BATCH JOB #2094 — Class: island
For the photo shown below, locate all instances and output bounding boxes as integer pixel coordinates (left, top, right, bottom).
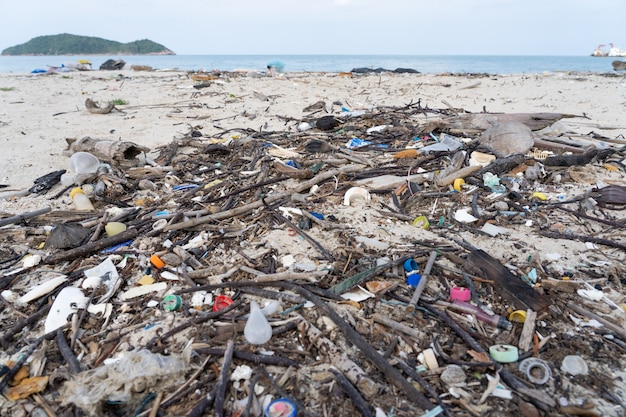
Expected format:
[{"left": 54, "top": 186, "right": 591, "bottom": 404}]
[{"left": 1, "top": 33, "right": 175, "bottom": 56}]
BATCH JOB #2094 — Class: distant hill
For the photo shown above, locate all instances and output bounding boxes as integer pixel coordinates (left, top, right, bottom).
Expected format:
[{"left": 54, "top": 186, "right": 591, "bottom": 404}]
[{"left": 1, "top": 33, "right": 175, "bottom": 56}]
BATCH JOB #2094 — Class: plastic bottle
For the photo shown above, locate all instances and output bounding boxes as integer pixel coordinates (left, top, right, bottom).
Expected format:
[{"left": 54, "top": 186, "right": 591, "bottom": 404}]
[
  {"left": 244, "top": 301, "right": 272, "bottom": 345},
  {"left": 70, "top": 187, "right": 95, "bottom": 211}
]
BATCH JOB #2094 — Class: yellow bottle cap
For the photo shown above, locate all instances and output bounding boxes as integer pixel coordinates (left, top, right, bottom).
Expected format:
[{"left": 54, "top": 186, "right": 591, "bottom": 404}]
[
  {"left": 69, "top": 187, "right": 84, "bottom": 199},
  {"left": 508, "top": 310, "right": 527, "bottom": 323}
]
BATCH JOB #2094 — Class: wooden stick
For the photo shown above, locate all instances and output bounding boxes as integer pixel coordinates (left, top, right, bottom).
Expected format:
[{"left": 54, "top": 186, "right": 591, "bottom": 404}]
[
  {"left": 214, "top": 339, "right": 235, "bottom": 417},
  {"left": 0, "top": 206, "right": 51, "bottom": 227}
]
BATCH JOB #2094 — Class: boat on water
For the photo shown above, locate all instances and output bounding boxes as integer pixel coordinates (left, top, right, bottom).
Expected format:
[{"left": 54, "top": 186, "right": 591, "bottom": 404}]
[{"left": 591, "top": 43, "right": 626, "bottom": 57}]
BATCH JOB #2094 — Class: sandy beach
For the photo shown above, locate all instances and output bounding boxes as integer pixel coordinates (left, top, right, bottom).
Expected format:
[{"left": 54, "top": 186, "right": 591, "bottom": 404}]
[
  {"left": 1, "top": 69, "right": 626, "bottom": 416},
  {"left": 1, "top": 70, "right": 625, "bottom": 195}
]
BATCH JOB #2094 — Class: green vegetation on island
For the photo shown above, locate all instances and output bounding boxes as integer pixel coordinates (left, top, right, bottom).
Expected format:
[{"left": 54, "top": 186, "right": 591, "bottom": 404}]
[{"left": 1, "top": 34, "right": 175, "bottom": 56}]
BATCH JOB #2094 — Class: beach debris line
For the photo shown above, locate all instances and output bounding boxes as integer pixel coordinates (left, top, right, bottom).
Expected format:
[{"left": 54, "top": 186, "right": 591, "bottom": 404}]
[{"left": 1, "top": 73, "right": 626, "bottom": 417}]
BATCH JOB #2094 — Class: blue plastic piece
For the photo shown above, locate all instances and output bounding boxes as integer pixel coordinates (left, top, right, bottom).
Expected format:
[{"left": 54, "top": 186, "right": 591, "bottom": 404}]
[
  {"left": 403, "top": 259, "right": 418, "bottom": 272},
  {"left": 346, "top": 138, "right": 371, "bottom": 149},
  {"left": 309, "top": 212, "right": 325, "bottom": 220},
  {"left": 285, "top": 160, "right": 297, "bottom": 168},
  {"left": 406, "top": 272, "right": 422, "bottom": 287},
  {"left": 101, "top": 240, "right": 133, "bottom": 253}
]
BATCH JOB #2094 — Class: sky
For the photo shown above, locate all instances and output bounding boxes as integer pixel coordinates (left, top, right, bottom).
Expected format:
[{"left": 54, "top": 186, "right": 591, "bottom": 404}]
[{"left": 1, "top": 0, "right": 625, "bottom": 55}]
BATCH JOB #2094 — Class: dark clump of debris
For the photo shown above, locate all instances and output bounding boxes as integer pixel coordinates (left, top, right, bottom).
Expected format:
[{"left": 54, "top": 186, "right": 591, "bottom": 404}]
[{"left": 1, "top": 75, "right": 626, "bottom": 417}]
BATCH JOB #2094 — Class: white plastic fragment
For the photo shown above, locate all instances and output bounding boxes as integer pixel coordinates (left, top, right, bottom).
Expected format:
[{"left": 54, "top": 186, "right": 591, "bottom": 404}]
[
  {"left": 454, "top": 208, "right": 478, "bottom": 223},
  {"left": 340, "top": 285, "right": 375, "bottom": 302},
  {"left": 17, "top": 274, "right": 67, "bottom": 304},
  {"left": 480, "top": 223, "right": 511, "bottom": 237},
  {"left": 83, "top": 257, "right": 120, "bottom": 303},
  {"left": 343, "top": 187, "right": 371, "bottom": 206},
  {"left": 231, "top": 365, "right": 253, "bottom": 381},
  {"left": 354, "top": 236, "right": 389, "bottom": 250},
  {"left": 577, "top": 288, "right": 604, "bottom": 301},
  {"left": 119, "top": 282, "right": 168, "bottom": 301},
  {"left": 45, "top": 287, "right": 89, "bottom": 333},
  {"left": 561, "top": 355, "right": 588, "bottom": 376},
  {"left": 23, "top": 254, "right": 42, "bottom": 268}
]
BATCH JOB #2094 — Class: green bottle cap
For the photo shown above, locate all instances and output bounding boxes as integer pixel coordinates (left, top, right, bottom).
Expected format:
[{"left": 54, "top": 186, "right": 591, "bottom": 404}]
[{"left": 162, "top": 294, "right": 182, "bottom": 311}]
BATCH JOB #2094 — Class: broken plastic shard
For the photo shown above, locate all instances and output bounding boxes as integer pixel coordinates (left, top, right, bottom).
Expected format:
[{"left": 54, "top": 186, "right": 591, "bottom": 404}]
[{"left": 44, "top": 287, "right": 89, "bottom": 333}]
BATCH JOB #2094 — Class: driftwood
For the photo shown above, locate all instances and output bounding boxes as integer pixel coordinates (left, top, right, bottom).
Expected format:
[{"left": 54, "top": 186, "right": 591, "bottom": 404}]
[
  {"left": 66, "top": 136, "right": 149, "bottom": 168},
  {"left": 84, "top": 98, "right": 115, "bottom": 114},
  {"left": 464, "top": 249, "right": 550, "bottom": 312},
  {"left": 427, "top": 112, "right": 576, "bottom": 134}
]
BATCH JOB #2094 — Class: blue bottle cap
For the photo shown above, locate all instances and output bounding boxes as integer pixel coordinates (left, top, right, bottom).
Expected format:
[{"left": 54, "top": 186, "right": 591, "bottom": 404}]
[
  {"left": 403, "top": 259, "right": 418, "bottom": 272},
  {"left": 407, "top": 272, "right": 422, "bottom": 287}
]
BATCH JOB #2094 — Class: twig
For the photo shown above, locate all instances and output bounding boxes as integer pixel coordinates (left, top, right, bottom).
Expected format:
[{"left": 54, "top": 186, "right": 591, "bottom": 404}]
[
  {"left": 407, "top": 250, "right": 438, "bottom": 311},
  {"left": 272, "top": 210, "right": 334, "bottom": 261},
  {"left": 0, "top": 206, "right": 51, "bottom": 227},
  {"left": 214, "top": 339, "right": 235, "bottom": 417},
  {"left": 540, "top": 230, "right": 626, "bottom": 251},
  {"left": 329, "top": 367, "right": 374, "bottom": 417},
  {"left": 56, "top": 328, "right": 81, "bottom": 373}
]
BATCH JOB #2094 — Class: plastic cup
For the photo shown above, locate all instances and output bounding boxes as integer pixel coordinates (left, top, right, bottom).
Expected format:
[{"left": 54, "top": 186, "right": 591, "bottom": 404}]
[{"left": 69, "top": 152, "right": 100, "bottom": 184}]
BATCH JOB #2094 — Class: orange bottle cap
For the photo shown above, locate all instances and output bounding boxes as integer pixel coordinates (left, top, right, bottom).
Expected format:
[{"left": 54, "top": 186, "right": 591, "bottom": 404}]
[{"left": 150, "top": 254, "right": 166, "bottom": 269}]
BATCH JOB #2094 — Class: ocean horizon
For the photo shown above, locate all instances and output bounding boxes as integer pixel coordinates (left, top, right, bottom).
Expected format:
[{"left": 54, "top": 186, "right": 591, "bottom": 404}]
[{"left": 0, "top": 54, "right": 621, "bottom": 75}]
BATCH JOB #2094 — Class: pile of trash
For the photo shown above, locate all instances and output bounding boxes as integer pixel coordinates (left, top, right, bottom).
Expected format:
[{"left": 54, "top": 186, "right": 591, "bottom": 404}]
[{"left": 1, "top": 75, "right": 626, "bottom": 417}]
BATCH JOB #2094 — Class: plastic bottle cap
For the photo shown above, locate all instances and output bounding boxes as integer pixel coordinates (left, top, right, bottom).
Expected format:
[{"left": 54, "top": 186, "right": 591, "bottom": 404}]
[
  {"left": 412, "top": 216, "right": 429, "bottom": 229},
  {"left": 69, "top": 187, "right": 85, "bottom": 199},
  {"left": 150, "top": 254, "right": 166, "bottom": 269},
  {"left": 453, "top": 178, "right": 465, "bottom": 192},
  {"left": 406, "top": 272, "right": 421, "bottom": 287},
  {"left": 213, "top": 295, "right": 234, "bottom": 312},
  {"left": 450, "top": 287, "right": 471, "bottom": 302},
  {"left": 265, "top": 398, "right": 297, "bottom": 417},
  {"left": 508, "top": 310, "right": 527, "bottom": 323},
  {"left": 403, "top": 259, "right": 418, "bottom": 272},
  {"left": 489, "top": 344, "right": 519, "bottom": 363},
  {"left": 162, "top": 294, "right": 182, "bottom": 311}
]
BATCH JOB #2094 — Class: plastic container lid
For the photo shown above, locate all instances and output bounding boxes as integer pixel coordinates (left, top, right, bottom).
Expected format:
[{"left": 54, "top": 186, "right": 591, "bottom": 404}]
[
  {"left": 264, "top": 398, "right": 297, "bottom": 417},
  {"left": 450, "top": 287, "right": 471, "bottom": 302}
]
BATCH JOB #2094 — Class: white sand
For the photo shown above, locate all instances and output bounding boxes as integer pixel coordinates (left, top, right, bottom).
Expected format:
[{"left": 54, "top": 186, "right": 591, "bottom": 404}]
[{"left": 1, "top": 70, "right": 624, "bottom": 195}]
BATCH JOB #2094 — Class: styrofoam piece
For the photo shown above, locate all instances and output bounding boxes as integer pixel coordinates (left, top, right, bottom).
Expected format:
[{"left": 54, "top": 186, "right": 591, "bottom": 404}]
[
  {"left": 343, "top": 187, "right": 371, "bottom": 206},
  {"left": 45, "top": 287, "right": 89, "bottom": 333},
  {"left": 17, "top": 275, "right": 67, "bottom": 304}
]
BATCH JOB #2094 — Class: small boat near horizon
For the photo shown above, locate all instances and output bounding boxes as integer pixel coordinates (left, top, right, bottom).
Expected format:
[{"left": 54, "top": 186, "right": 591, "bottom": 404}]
[{"left": 591, "top": 43, "right": 626, "bottom": 57}]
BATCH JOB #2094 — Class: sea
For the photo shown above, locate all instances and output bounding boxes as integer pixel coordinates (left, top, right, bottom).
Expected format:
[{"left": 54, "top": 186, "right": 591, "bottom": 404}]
[{"left": 0, "top": 54, "right": 620, "bottom": 75}]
